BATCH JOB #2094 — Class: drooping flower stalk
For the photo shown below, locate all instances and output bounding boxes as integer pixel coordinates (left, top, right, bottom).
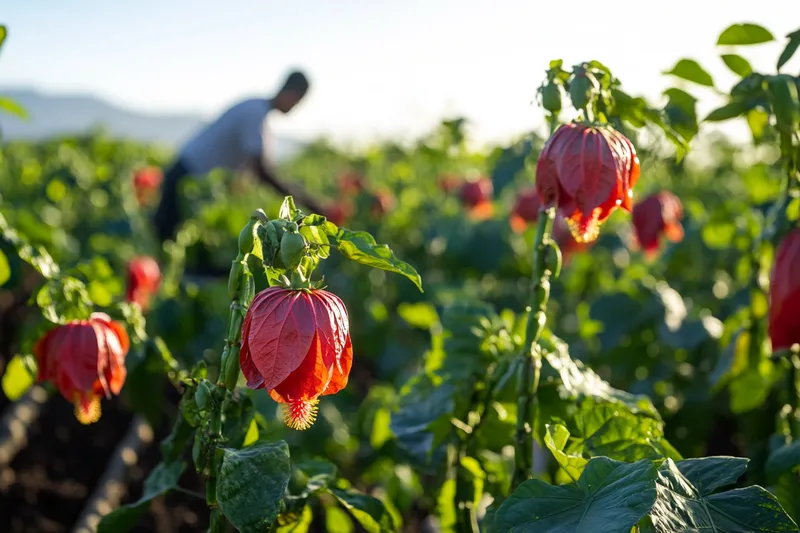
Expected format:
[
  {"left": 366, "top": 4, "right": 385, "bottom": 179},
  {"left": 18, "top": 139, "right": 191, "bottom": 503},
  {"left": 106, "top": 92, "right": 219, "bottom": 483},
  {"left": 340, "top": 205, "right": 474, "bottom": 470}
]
[{"left": 510, "top": 205, "right": 559, "bottom": 491}]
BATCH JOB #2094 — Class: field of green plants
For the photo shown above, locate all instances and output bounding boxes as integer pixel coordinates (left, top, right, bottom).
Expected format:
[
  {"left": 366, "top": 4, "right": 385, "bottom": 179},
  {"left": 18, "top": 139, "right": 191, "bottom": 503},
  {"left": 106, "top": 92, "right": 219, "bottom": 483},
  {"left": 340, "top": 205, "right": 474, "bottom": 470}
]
[{"left": 1, "top": 21, "right": 800, "bottom": 533}]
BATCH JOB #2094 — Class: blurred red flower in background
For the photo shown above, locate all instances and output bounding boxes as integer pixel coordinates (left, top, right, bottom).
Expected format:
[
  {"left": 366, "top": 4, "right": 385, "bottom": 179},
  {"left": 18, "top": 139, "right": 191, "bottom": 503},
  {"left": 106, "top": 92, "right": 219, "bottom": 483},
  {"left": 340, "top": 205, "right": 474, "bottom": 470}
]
[
  {"left": 769, "top": 228, "right": 800, "bottom": 351},
  {"left": 632, "top": 191, "right": 684, "bottom": 259},
  {"left": 510, "top": 187, "right": 541, "bottom": 233},
  {"left": 126, "top": 256, "right": 162, "bottom": 311},
  {"left": 34, "top": 313, "right": 129, "bottom": 424},
  {"left": 132, "top": 166, "right": 163, "bottom": 206},
  {"left": 460, "top": 177, "right": 494, "bottom": 220}
]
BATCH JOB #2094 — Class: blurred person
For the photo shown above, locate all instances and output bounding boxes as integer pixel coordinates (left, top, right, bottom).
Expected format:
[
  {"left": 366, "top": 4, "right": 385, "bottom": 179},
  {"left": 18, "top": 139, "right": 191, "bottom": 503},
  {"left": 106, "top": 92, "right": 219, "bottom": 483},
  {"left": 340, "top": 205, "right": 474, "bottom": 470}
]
[{"left": 153, "top": 70, "right": 326, "bottom": 244}]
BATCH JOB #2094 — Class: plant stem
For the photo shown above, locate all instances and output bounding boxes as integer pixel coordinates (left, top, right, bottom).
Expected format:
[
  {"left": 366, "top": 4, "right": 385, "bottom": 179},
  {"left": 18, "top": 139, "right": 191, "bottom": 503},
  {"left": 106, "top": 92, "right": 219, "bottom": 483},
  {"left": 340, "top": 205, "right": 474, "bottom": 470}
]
[{"left": 510, "top": 206, "right": 556, "bottom": 493}]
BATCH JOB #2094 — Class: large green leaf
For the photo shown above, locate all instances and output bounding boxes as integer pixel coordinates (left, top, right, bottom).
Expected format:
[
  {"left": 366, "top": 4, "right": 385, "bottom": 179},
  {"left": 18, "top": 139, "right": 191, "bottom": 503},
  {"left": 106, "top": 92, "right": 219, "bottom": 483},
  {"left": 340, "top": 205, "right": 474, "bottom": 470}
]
[
  {"left": 649, "top": 459, "right": 798, "bottom": 532},
  {"left": 491, "top": 457, "right": 657, "bottom": 533},
  {"left": 329, "top": 487, "right": 398, "bottom": 533},
  {"left": 389, "top": 373, "right": 454, "bottom": 466},
  {"left": 97, "top": 460, "right": 185, "bottom": 533},
  {"left": 0, "top": 248, "right": 9, "bottom": 286},
  {"left": 778, "top": 30, "right": 800, "bottom": 71},
  {"left": 674, "top": 456, "right": 749, "bottom": 496},
  {"left": 331, "top": 229, "right": 422, "bottom": 291},
  {"left": 721, "top": 54, "right": 753, "bottom": 77},
  {"left": 663, "top": 59, "right": 715, "bottom": 87},
  {"left": 539, "top": 332, "right": 661, "bottom": 419},
  {"left": 766, "top": 440, "right": 800, "bottom": 478},
  {"left": 563, "top": 400, "right": 681, "bottom": 464},
  {"left": 717, "top": 23, "right": 775, "bottom": 46},
  {"left": 217, "top": 441, "right": 292, "bottom": 533}
]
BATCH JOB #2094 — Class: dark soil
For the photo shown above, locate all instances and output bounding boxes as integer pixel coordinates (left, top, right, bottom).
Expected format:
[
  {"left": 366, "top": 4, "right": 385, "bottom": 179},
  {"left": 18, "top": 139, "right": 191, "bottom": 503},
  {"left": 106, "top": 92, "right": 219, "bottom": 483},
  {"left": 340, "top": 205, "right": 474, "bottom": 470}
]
[{"left": 0, "top": 381, "right": 210, "bottom": 533}]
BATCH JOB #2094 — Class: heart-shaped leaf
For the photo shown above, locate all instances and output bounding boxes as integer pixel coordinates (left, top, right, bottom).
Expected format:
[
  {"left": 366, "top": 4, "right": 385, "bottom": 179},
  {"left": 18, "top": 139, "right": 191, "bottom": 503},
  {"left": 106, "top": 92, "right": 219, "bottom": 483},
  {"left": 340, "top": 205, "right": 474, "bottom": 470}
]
[{"left": 491, "top": 457, "right": 658, "bottom": 533}]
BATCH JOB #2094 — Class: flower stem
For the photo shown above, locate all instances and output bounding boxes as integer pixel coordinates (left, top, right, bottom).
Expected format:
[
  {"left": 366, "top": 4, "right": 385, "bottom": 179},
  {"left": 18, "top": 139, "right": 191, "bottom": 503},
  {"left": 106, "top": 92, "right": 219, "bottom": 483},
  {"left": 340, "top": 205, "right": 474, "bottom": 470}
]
[{"left": 511, "top": 206, "right": 557, "bottom": 492}]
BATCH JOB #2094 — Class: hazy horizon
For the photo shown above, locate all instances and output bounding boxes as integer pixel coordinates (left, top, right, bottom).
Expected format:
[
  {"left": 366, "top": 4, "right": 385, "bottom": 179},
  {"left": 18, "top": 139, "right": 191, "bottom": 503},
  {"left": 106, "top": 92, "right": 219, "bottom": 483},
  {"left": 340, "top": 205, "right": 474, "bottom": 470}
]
[{"left": 3, "top": 1, "right": 799, "bottom": 148}]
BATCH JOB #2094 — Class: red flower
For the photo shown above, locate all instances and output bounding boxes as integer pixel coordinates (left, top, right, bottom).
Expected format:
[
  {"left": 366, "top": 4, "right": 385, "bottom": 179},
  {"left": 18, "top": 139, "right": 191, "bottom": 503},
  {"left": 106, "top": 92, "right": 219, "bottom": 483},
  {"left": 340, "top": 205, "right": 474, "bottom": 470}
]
[
  {"left": 553, "top": 216, "right": 591, "bottom": 264},
  {"left": 460, "top": 177, "right": 494, "bottom": 219},
  {"left": 326, "top": 203, "right": 353, "bottom": 227},
  {"left": 240, "top": 287, "right": 353, "bottom": 430},
  {"left": 370, "top": 190, "right": 395, "bottom": 219},
  {"left": 133, "top": 166, "right": 163, "bottom": 205},
  {"left": 34, "top": 313, "right": 129, "bottom": 424},
  {"left": 536, "top": 122, "right": 640, "bottom": 243},
  {"left": 632, "top": 191, "right": 684, "bottom": 259},
  {"left": 769, "top": 228, "right": 800, "bottom": 351},
  {"left": 126, "top": 256, "right": 162, "bottom": 310},
  {"left": 510, "top": 187, "right": 541, "bottom": 233},
  {"left": 338, "top": 171, "right": 365, "bottom": 195}
]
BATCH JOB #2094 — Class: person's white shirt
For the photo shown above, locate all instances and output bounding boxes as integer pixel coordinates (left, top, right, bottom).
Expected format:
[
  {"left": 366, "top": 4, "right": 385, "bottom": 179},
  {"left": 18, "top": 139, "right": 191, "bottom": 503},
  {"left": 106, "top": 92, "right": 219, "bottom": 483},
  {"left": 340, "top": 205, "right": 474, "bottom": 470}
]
[{"left": 179, "top": 98, "right": 271, "bottom": 175}]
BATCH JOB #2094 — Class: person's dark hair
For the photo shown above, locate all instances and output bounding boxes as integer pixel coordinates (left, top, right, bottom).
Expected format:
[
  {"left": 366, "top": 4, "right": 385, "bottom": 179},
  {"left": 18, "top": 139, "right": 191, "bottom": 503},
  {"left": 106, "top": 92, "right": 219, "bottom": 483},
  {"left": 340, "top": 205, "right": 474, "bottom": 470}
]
[{"left": 280, "top": 70, "right": 309, "bottom": 97}]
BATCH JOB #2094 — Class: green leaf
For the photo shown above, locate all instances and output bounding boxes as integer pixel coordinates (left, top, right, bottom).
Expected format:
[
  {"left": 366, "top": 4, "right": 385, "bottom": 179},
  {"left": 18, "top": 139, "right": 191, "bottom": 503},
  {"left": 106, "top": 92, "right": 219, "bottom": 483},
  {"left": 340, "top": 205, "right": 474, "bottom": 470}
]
[
  {"left": 721, "top": 54, "right": 753, "bottom": 77},
  {"left": 0, "top": 25, "right": 6, "bottom": 49},
  {"left": 390, "top": 374, "right": 455, "bottom": 466},
  {"left": 0, "top": 249, "right": 9, "bottom": 286},
  {"left": 325, "top": 504, "right": 355, "bottom": 533},
  {"left": 564, "top": 399, "right": 680, "bottom": 464},
  {"left": 675, "top": 456, "right": 749, "bottom": 496},
  {"left": 491, "top": 457, "right": 657, "bottom": 533},
  {"left": 397, "top": 302, "right": 439, "bottom": 330},
  {"left": 539, "top": 332, "right": 662, "bottom": 420},
  {"left": 663, "top": 88, "right": 699, "bottom": 143},
  {"left": 766, "top": 440, "right": 800, "bottom": 478},
  {"left": 1, "top": 355, "right": 34, "bottom": 401},
  {"left": 217, "top": 441, "right": 292, "bottom": 533},
  {"left": 776, "top": 473, "right": 800, "bottom": 524},
  {"left": 276, "top": 506, "right": 313, "bottom": 533},
  {"left": 332, "top": 228, "right": 422, "bottom": 291},
  {"left": 717, "top": 23, "right": 775, "bottom": 46},
  {"left": 279, "top": 196, "right": 299, "bottom": 220},
  {"left": 704, "top": 100, "right": 749, "bottom": 122},
  {"left": 663, "top": 59, "right": 715, "bottom": 87},
  {"left": 747, "top": 107, "right": 771, "bottom": 140},
  {"left": 544, "top": 424, "right": 588, "bottom": 482},
  {"left": 778, "top": 30, "right": 800, "bottom": 71},
  {"left": 97, "top": 460, "right": 185, "bottom": 533},
  {"left": 294, "top": 459, "right": 338, "bottom": 497},
  {"left": 650, "top": 459, "right": 798, "bottom": 532},
  {"left": 329, "top": 487, "right": 398, "bottom": 533},
  {"left": 0, "top": 97, "right": 28, "bottom": 119}
]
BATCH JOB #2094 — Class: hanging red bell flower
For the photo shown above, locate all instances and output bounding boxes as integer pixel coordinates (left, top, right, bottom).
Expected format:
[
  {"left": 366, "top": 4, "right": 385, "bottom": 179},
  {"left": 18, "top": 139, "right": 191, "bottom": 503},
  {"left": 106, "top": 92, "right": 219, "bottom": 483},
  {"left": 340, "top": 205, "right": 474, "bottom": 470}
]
[
  {"left": 132, "top": 166, "right": 163, "bottom": 206},
  {"left": 34, "top": 313, "right": 129, "bottom": 424},
  {"left": 460, "top": 177, "right": 494, "bottom": 219},
  {"left": 510, "top": 187, "right": 541, "bottom": 233},
  {"left": 536, "top": 122, "right": 640, "bottom": 243},
  {"left": 338, "top": 170, "right": 365, "bottom": 196},
  {"left": 126, "top": 256, "right": 162, "bottom": 311},
  {"left": 240, "top": 286, "right": 353, "bottom": 430},
  {"left": 632, "top": 191, "right": 684, "bottom": 258},
  {"left": 769, "top": 228, "right": 800, "bottom": 351},
  {"left": 326, "top": 203, "right": 353, "bottom": 227}
]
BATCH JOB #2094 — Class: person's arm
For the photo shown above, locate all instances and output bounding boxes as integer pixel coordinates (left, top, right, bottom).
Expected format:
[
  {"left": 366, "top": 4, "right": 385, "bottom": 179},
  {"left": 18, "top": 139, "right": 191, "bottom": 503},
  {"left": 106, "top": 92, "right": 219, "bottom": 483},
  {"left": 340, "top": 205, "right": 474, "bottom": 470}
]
[{"left": 250, "top": 157, "right": 328, "bottom": 216}]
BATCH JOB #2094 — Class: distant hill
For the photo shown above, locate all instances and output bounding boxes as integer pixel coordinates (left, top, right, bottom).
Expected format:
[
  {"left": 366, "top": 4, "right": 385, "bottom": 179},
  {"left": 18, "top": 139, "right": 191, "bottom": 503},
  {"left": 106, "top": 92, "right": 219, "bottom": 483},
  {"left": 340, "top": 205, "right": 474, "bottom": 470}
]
[{"left": 0, "top": 87, "right": 303, "bottom": 160}]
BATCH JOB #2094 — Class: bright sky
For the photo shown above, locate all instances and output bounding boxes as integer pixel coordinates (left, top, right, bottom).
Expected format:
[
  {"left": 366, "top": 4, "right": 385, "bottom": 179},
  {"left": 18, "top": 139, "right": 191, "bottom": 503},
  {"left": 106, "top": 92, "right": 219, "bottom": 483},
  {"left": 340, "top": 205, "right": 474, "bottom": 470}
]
[{"left": 2, "top": 0, "right": 798, "bottom": 147}]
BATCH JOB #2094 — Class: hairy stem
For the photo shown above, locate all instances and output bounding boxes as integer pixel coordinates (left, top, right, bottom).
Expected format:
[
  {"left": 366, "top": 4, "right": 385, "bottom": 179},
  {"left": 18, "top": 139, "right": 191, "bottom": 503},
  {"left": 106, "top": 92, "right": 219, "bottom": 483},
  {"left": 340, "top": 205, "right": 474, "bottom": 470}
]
[{"left": 511, "top": 207, "right": 556, "bottom": 492}]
